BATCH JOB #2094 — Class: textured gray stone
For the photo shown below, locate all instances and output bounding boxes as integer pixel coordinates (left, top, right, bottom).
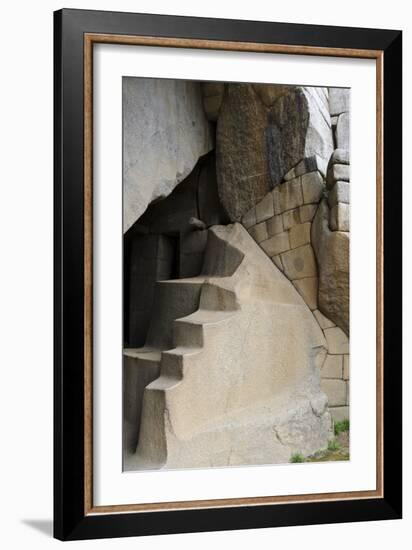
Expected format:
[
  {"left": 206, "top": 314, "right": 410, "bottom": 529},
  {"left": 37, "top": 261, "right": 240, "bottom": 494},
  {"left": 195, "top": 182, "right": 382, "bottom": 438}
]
[
  {"left": 327, "top": 164, "right": 350, "bottom": 188},
  {"left": 266, "top": 87, "right": 333, "bottom": 186},
  {"left": 281, "top": 244, "right": 317, "bottom": 280},
  {"left": 322, "top": 355, "right": 343, "bottom": 379},
  {"left": 293, "top": 277, "right": 318, "bottom": 310},
  {"left": 249, "top": 221, "right": 268, "bottom": 243},
  {"left": 279, "top": 178, "right": 304, "bottom": 212},
  {"left": 272, "top": 255, "right": 283, "bottom": 270},
  {"left": 330, "top": 203, "right": 350, "bottom": 232},
  {"left": 313, "top": 309, "right": 336, "bottom": 330},
  {"left": 201, "top": 82, "right": 225, "bottom": 121},
  {"left": 328, "top": 181, "right": 350, "bottom": 209},
  {"left": 324, "top": 326, "right": 349, "bottom": 354},
  {"left": 299, "top": 204, "right": 318, "bottom": 223},
  {"left": 282, "top": 208, "right": 301, "bottom": 230},
  {"left": 311, "top": 200, "right": 349, "bottom": 334},
  {"left": 216, "top": 84, "right": 271, "bottom": 221},
  {"left": 295, "top": 155, "right": 328, "bottom": 178},
  {"left": 321, "top": 379, "right": 347, "bottom": 407},
  {"left": 252, "top": 83, "right": 291, "bottom": 106},
  {"left": 328, "top": 88, "right": 350, "bottom": 116},
  {"left": 256, "top": 193, "right": 275, "bottom": 223},
  {"left": 332, "top": 148, "right": 350, "bottom": 165},
  {"left": 336, "top": 112, "right": 350, "bottom": 150},
  {"left": 330, "top": 406, "right": 349, "bottom": 422},
  {"left": 128, "top": 224, "right": 332, "bottom": 470},
  {"left": 260, "top": 231, "right": 290, "bottom": 257},
  {"left": 242, "top": 207, "right": 256, "bottom": 229},
  {"left": 123, "top": 78, "right": 214, "bottom": 232},
  {"left": 289, "top": 222, "right": 311, "bottom": 249},
  {"left": 301, "top": 171, "right": 324, "bottom": 204},
  {"left": 343, "top": 355, "right": 350, "bottom": 380},
  {"left": 266, "top": 214, "right": 283, "bottom": 236}
]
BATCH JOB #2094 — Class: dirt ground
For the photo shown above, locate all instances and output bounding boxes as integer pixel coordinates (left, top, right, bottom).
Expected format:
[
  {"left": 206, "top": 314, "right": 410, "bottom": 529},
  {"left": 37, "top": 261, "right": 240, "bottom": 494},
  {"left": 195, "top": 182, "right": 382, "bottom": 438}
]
[{"left": 306, "top": 430, "right": 350, "bottom": 462}]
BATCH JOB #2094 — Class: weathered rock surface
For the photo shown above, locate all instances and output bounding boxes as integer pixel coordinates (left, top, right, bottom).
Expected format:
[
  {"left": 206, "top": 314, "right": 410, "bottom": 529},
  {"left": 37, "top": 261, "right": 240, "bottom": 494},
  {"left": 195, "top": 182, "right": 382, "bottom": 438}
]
[
  {"left": 216, "top": 84, "right": 271, "bottom": 221},
  {"left": 201, "top": 82, "right": 225, "bottom": 121},
  {"left": 311, "top": 200, "right": 349, "bottom": 335},
  {"left": 266, "top": 87, "right": 334, "bottom": 186},
  {"left": 123, "top": 78, "right": 214, "bottom": 232},
  {"left": 336, "top": 112, "right": 350, "bottom": 150},
  {"left": 125, "top": 224, "right": 332, "bottom": 470},
  {"left": 252, "top": 83, "right": 291, "bottom": 106},
  {"left": 328, "top": 88, "right": 350, "bottom": 116}
]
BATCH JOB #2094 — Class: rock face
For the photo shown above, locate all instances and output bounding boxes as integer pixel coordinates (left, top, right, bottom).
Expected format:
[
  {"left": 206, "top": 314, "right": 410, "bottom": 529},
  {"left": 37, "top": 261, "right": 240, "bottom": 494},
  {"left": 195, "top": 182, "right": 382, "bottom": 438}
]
[
  {"left": 311, "top": 200, "right": 350, "bottom": 335},
  {"left": 125, "top": 224, "right": 332, "bottom": 470},
  {"left": 123, "top": 78, "right": 214, "bottom": 232},
  {"left": 266, "top": 87, "right": 334, "bottom": 187},
  {"left": 201, "top": 82, "right": 225, "bottom": 121},
  {"left": 216, "top": 84, "right": 272, "bottom": 222}
]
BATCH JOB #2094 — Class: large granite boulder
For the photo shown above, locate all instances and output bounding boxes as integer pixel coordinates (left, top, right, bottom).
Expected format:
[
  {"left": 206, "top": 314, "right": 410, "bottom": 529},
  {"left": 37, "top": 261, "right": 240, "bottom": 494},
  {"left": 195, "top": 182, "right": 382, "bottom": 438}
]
[
  {"left": 127, "top": 224, "right": 332, "bottom": 470},
  {"left": 123, "top": 78, "right": 214, "bottom": 232},
  {"left": 216, "top": 84, "right": 271, "bottom": 222},
  {"left": 311, "top": 199, "right": 349, "bottom": 335},
  {"left": 266, "top": 87, "right": 334, "bottom": 186}
]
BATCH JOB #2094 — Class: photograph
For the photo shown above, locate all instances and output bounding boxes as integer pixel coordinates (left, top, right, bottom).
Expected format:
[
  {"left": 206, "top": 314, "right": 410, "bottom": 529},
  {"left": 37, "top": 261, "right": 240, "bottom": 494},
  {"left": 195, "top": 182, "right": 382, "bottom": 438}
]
[{"left": 122, "top": 78, "right": 351, "bottom": 471}]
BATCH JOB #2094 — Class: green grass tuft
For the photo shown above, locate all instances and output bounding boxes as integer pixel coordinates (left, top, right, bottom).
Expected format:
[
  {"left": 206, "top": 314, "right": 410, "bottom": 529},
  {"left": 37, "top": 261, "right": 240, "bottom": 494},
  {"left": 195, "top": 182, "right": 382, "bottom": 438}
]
[
  {"left": 290, "top": 452, "right": 304, "bottom": 463},
  {"left": 334, "top": 419, "right": 350, "bottom": 436},
  {"left": 327, "top": 439, "right": 341, "bottom": 451}
]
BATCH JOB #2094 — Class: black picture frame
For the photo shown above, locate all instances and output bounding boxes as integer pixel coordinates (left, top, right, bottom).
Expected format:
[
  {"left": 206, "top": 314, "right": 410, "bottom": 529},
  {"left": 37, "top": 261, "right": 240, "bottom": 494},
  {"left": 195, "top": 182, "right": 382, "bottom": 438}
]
[{"left": 54, "top": 8, "right": 402, "bottom": 541}]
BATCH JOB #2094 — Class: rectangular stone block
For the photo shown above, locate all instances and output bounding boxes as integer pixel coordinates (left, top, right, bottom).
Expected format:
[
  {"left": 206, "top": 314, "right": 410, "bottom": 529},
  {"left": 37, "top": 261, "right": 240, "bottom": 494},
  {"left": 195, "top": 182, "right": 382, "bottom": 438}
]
[
  {"left": 333, "top": 163, "right": 350, "bottom": 183},
  {"left": 295, "top": 154, "right": 328, "bottom": 179},
  {"left": 279, "top": 178, "right": 304, "bottom": 212},
  {"left": 343, "top": 355, "right": 350, "bottom": 380},
  {"left": 260, "top": 231, "right": 290, "bottom": 257},
  {"left": 272, "top": 255, "right": 283, "bottom": 271},
  {"left": 256, "top": 193, "right": 274, "bottom": 223},
  {"left": 266, "top": 214, "right": 283, "bottom": 236},
  {"left": 299, "top": 203, "right": 318, "bottom": 223},
  {"left": 331, "top": 148, "right": 350, "bottom": 165},
  {"left": 313, "top": 309, "right": 336, "bottom": 329},
  {"left": 242, "top": 207, "right": 256, "bottom": 229},
  {"left": 283, "top": 166, "right": 296, "bottom": 181},
  {"left": 328, "top": 181, "right": 350, "bottom": 209},
  {"left": 328, "top": 88, "right": 350, "bottom": 116},
  {"left": 280, "top": 244, "right": 317, "bottom": 280},
  {"left": 293, "top": 277, "right": 318, "bottom": 310},
  {"left": 330, "top": 203, "right": 350, "bottom": 232},
  {"left": 324, "top": 326, "right": 349, "bottom": 354},
  {"left": 248, "top": 221, "right": 268, "bottom": 243},
  {"left": 327, "top": 163, "right": 350, "bottom": 188},
  {"left": 289, "top": 222, "right": 311, "bottom": 249},
  {"left": 346, "top": 381, "right": 350, "bottom": 405},
  {"left": 301, "top": 171, "right": 324, "bottom": 204},
  {"left": 330, "top": 406, "right": 349, "bottom": 422},
  {"left": 282, "top": 208, "right": 301, "bottom": 230},
  {"left": 322, "top": 354, "right": 343, "bottom": 379},
  {"left": 336, "top": 112, "right": 349, "bottom": 150},
  {"left": 272, "top": 187, "right": 282, "bottom": 215},
  {"left": 321, "top": 379, "right": 347, "bottom": 407}
]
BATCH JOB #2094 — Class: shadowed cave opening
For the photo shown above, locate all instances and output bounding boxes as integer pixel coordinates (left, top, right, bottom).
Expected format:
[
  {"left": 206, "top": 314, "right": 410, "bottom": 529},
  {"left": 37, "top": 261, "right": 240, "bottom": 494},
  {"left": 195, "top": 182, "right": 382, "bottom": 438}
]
[{"left": 123, "top": 150, "right": 229, "bottom": 349}]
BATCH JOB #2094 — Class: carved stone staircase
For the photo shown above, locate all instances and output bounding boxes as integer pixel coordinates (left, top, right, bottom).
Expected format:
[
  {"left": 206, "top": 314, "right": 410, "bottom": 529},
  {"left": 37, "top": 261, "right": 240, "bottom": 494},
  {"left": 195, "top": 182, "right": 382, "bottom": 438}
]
[{"left": 124, "top": 223, "right": 332, "bottom": 471}]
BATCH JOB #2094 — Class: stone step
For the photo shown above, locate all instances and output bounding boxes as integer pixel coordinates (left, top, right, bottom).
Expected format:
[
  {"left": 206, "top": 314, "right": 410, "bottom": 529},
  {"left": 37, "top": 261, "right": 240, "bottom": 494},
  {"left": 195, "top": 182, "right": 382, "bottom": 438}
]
[
  {"left": 145, "top": 278, "right": 205, "bottom": 349},
  {"left": 124, "top": 347, "right": 162, "bottom": 367},
  {"left": 123, "top": 347, "right": 162, "bottom": 454},
  {"left": 173, "top": 309, "right": 237, "bottom": 347},
  {"left": 155, "top": 346, "right": 203, "bottom": 383}
]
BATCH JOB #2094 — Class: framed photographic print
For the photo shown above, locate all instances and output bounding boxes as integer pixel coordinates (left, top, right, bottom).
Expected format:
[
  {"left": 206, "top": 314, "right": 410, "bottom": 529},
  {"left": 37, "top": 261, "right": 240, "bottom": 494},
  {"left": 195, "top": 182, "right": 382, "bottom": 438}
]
[{"left": 54, "top": 8, "right": 402, "bottom": 541}]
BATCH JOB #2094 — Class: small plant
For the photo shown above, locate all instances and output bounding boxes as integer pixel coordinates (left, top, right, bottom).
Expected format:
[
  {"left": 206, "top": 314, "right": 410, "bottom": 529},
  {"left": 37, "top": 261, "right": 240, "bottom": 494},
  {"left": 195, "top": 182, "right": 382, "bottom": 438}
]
[
  {"left": 290, "top": 452, "right": 304, "bottom": 463},
  {"left": 327, "top": 439, "right": 341, "bottom": 451},
  {"left": 334, "top": 419, "right": 350, "bottom": 436}
]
